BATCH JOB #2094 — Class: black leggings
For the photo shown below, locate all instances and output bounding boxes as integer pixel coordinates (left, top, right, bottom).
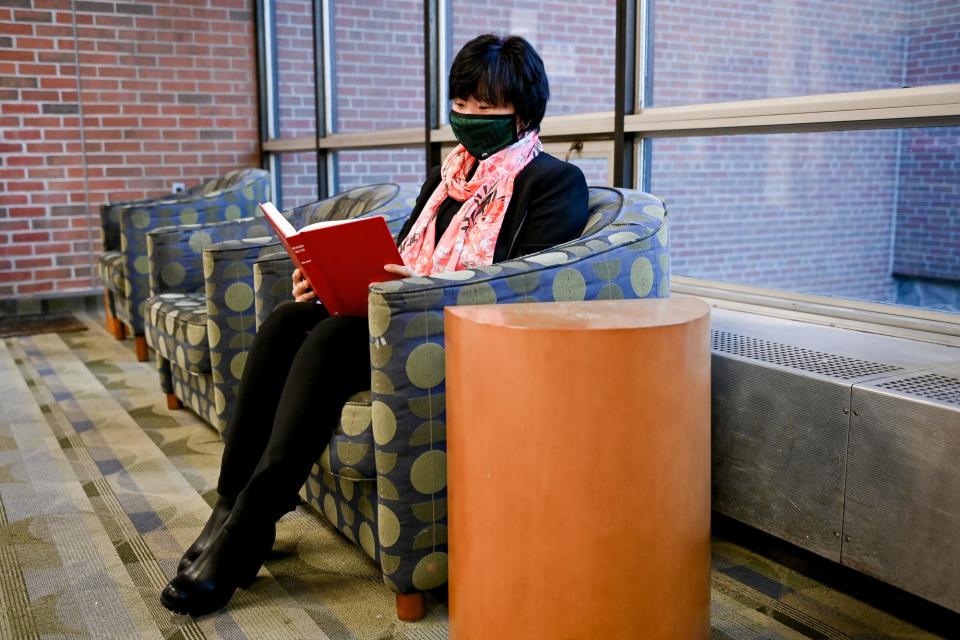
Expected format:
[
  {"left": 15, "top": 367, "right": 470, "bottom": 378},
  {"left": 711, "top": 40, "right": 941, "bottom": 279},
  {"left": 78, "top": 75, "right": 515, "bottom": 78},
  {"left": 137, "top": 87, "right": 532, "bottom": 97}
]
[{"left": 218, "top": 301, "right": 370, "bottom": 525}]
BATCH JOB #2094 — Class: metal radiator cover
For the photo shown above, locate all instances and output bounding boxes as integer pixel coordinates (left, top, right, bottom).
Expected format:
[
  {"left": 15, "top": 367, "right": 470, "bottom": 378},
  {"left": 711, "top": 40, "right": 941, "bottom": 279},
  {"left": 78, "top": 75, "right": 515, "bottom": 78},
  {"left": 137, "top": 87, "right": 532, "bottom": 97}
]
[
  {"left": 711, "top": 354, "right": 849, "bottom": 560},
  {"left": 843, "top": 365, "right": 960, "bottom": 613},
  {"left": 710, "top": 308, "right": 960, "bottom": 614}
]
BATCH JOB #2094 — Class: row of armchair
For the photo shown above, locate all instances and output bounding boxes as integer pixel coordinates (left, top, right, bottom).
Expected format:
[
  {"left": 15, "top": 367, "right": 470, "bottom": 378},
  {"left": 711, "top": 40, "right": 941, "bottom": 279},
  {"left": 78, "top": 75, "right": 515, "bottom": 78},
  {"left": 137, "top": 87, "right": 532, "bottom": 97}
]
[
  {"left": 98, "top": 169, "right": 272, "bottom": 360},
  {"left": 97, "top": 168, "right": 671, "bottom": 621}
]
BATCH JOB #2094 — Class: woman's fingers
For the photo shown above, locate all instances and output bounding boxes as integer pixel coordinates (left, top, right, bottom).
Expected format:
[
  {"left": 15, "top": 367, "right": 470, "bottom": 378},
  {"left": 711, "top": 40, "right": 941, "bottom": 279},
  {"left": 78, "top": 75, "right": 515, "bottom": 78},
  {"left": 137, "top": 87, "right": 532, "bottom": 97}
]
[
  {"left": 383, "top": 263, "right": 416, "bottom": 278},
  {"left": 291, "top": 275, "right": 314, "bottom": 301},
  {"left": 293, "top": 277, "right": 315, "bottom": 302}
]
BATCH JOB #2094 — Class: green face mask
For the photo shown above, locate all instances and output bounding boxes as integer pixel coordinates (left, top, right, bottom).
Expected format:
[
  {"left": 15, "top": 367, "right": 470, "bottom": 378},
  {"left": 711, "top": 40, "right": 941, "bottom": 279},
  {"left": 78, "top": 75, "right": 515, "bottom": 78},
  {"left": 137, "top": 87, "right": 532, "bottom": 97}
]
[{"left": 449, "top": 110, "right": 518, "bottom": 160}]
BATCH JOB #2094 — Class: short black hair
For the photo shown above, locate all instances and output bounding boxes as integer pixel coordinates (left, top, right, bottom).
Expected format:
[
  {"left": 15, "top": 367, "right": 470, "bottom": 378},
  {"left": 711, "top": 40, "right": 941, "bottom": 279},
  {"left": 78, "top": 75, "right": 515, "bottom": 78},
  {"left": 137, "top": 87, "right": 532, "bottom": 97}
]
[{"left": 448, "top": 34, "right": 550, "bottom": 134}]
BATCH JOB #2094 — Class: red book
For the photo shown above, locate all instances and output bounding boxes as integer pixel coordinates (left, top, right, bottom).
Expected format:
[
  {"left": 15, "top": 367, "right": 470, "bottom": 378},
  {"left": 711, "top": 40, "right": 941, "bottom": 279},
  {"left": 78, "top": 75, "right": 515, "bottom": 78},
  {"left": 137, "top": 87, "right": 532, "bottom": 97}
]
[{"left": 259, "top": 201, "right": 405, "bottom": 316}]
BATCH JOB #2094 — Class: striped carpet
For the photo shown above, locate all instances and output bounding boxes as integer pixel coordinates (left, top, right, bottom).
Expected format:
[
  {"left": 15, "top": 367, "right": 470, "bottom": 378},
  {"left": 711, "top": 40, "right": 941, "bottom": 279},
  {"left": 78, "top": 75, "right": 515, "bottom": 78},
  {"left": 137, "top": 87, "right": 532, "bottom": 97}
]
[{"left": 0, "top": 313, "right": 946, "bottom": 639}]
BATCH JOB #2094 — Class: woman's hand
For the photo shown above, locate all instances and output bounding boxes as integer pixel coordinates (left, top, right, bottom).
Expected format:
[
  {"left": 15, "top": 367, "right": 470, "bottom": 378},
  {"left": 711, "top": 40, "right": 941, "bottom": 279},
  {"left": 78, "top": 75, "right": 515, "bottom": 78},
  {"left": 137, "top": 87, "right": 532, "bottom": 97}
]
[
  {"left": 383, "top": 264, "right": 416, "bottom": 279},
  {"left": 291, "top": 268, "right": 317, "bottom": 303}
]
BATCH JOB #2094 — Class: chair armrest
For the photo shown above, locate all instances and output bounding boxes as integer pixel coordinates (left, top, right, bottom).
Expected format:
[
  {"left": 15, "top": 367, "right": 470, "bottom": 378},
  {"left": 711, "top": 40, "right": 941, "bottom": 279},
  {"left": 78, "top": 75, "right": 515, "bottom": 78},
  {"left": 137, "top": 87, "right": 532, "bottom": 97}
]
[
  {"left": 201, "top": 236, "right": 285, "bottom": 432},
  {"left": 146, "top": 216, "right": 274, "bottom": 296},
  {"left": 367, "top": 214, "right": 669, "bottom": 592},
  {"left": 253, "top": 253, "right": 296, "bottom": 330}
]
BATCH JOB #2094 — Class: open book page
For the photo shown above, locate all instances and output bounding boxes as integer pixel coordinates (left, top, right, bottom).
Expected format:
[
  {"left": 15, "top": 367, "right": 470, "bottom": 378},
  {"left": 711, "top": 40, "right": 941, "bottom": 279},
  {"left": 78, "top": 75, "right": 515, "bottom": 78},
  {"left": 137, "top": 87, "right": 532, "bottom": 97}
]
[
  {"left": 259, "top": 201, "right": 297, "bottom": 237},
  {"left": 299, "top": 215, "right": 383, "bottom": 234}
]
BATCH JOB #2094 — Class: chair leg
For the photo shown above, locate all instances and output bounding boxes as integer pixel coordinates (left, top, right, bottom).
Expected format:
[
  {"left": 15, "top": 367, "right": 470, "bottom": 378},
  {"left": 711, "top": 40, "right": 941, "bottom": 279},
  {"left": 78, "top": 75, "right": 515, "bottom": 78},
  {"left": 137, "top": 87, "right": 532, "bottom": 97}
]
[
  {"left": 166, "top": 393, "right": 182, "bottom": 410},
  {"left": 102, "top": 290, "right": 114, "bottom": 332},
  {"left": 135, "top": 336, "right": 148, "bottom": 362},
  {"left": 112, "top": 318, "right": 126, "bottom": 340},
  {"left": 396, "top": 592, "right": 426, "bottom": 622}
]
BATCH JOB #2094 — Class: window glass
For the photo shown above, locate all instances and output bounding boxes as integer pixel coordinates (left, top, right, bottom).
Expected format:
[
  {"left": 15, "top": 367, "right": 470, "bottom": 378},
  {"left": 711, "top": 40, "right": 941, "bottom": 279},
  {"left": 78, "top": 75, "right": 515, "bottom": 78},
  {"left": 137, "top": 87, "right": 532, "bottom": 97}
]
[
  {"left": 276, "top": 152, "right": 319, "bottom": 210},
  {"left": 450, "top": 1, "right": 617, "bottom": 117},
  {"left": 649, "top": 127, "right": 960, "bottom": 313},
  {"left": 568, "top": 156, "right": 609, "bottom": 186},
  {"left": 331, "top": 0, "right": 424, "bottom": 132},
  {"left": 649, "top": 0, "right": 960, "bottom": 107},
  {"left": 333, "top": 148, "right": 426, "bottom": 192},
  {"left": 275, "top": 0, "right": 317, "bottom": 138}
]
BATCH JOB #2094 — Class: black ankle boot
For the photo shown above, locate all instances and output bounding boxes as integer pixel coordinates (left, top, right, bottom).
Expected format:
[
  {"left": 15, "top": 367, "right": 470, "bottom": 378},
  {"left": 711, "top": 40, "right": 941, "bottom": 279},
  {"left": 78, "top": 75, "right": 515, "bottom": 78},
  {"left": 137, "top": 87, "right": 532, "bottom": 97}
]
[
  {"left": 160, "top": 517, "right": 275, "bottom": 616},
  {"left": 178, "top": 496, "right": 233, "bottom": 573}
]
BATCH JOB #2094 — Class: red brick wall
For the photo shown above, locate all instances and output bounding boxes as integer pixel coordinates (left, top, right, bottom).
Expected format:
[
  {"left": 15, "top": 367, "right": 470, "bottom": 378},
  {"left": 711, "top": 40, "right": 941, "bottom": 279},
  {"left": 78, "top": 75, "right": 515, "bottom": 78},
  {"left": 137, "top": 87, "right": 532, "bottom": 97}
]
[
  {"left": 894, "top": 127, "right": 960, "bottom": 282},
  {"left": 332, "top": 0, "right": 422, "bottom": 132},
  {"left": 323, "top": 1, "right": 618, "bottom": 193},
  {"left": 276, "top": 151, "right": 318, "bottom": 208},
  {"left": 650, "top": 130, "right": 901, "bottom": 302},
  {"left": 893, "top": 0, "right": 960, "bottom": 282},
  {"left": 449, "top": 2, "right": 617, "bottom": 186},
  {"left": 649, "top": 0, "right": 959, "bottom": 304},
  {"left": 650, "top": 0, "right": 909, "bottom": 107},
  {"left": 450, "top": 0, "right": 617, "bottom": 116},
  {"left": 335, "top": 147, "right": 424, "bottom": 191},
  {"left": 0, "top": 0, "right": 260, "bottom": 299},
  {"left": 274, "top": 0, "right": 318, "bottom": 207},
  {"left": 275, "top": 0, "right": 314, "bottom": 138},
  {"left": 328, "top": 0, "right": 425, "bottom": 191}
]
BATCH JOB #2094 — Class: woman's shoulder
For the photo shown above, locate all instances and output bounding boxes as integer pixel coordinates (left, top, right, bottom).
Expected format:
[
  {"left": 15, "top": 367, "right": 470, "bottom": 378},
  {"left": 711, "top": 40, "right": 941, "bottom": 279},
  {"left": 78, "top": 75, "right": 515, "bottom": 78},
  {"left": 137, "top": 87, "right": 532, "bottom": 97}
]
[{"left": 521, "top": 151, "right": 586, "bottom": 184}]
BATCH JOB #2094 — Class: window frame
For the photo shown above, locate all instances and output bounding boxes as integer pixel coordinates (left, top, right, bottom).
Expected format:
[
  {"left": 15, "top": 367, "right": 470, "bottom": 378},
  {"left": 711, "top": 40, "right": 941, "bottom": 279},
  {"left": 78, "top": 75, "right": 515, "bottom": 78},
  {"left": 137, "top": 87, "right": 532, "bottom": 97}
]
[{"left": 255, "top": 0, "right": 960, "bottom": 338}]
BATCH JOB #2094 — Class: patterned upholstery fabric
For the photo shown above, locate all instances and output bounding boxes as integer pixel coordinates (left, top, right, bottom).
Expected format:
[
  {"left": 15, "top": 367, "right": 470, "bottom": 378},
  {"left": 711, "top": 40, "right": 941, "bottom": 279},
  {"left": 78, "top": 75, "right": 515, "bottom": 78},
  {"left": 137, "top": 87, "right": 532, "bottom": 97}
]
[
  {"left": 319, "top": 390, "right": 377, "bottom": 480},
  {"left": 97, "top": 251, "right": 124, "bottom": 293},
  {"left": 301, "top": 392, "right": 382, "bottom": 566},
  {"left": 97, "top": 169, "right": 271, "bottom": 336},
  {"left": 253, "top": 187, "right": 670, "bottom": 596},
  {"left": 305, "top": 473, "right": 381, "bottom": 563},
  {"left": 170, "top": 360, "right": 218, "bottom": 427},
  {"left": 144, "top": 293, "right": 210, "bottom": 374},
  {"left": 143, "top": 184, "right": 420, "bottom": 435}
]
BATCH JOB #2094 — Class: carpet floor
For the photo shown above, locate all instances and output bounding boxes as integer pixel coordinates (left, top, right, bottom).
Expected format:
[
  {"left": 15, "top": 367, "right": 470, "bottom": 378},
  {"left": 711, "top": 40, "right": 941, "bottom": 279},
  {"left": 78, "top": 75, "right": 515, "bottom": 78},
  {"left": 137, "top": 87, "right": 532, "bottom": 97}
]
[
  {"left": 0, "top": 313, "right": 947, "bottom": 639},
  {"left": 0, "top": 313, "right": 87, "bottom": 339}
]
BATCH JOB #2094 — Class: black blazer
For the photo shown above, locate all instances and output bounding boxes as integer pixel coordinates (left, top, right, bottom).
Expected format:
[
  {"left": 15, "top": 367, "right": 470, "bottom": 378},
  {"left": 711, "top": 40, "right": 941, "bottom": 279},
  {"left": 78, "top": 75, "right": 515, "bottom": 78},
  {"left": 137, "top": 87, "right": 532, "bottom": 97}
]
[{"left": 395, "top": 152, "right": 589, "bottom": 262}]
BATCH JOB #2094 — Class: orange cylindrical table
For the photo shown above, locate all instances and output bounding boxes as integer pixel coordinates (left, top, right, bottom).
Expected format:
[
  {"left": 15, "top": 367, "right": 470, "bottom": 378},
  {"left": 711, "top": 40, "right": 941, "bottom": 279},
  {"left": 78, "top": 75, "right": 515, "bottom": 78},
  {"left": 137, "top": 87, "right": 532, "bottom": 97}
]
[{"left": 445, "top": 297, "right": 711, "bottom": 640}]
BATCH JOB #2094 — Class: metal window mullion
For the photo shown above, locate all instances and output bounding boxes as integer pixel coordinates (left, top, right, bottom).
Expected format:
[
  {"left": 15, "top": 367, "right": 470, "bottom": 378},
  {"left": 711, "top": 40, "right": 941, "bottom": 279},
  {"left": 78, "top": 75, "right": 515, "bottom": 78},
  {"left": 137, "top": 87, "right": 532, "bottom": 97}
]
[
  {"left": 637, "top": 0, "right": 653, "bottom": 111},
  {"left": 614, "top": 0, "right": 638, "bottom": 188},
  {"left": 425, "top": 0, "right": 442, "bottom": 175},
  {"left": 265, "top": 154, "right": 279, "bottom": 208},
  {"left": 312, "top": 0, "right": 329, "bottom": 198},
  {"left": 322, "top": 0, "right": 339, "bottom": 192},
  {"left": 255, "top": 0, "right": 271, "bottom": 163},
  {"left": 257, "top": 0, "right": 283, "bottom": 204},
  {"left": 439, "top": 0, "right": 452, "bottom": 126},
  {"left": 268, "top": 0, "right": 279, "bottom": 141},
  {"left": 636, "top": 0, "right": 653, "bottom": 191}
]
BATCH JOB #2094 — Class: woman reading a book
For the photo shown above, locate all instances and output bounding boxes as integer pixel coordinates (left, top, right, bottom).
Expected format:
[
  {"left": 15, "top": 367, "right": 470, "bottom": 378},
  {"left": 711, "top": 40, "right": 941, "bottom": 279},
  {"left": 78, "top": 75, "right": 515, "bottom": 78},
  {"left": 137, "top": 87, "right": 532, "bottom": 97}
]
[{"left": 162, "top": 33, "right": 589, "bottom": 616}]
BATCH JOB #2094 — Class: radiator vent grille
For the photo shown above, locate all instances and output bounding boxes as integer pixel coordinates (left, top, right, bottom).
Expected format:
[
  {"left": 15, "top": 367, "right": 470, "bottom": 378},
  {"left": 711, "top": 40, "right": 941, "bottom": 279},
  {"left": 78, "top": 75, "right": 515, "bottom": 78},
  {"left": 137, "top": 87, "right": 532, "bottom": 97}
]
[
  {"left": 711, "top": 330, "right": 904, "bottom": 380},
  {"left": 875, "top": 374, "right": 960, "bottom": 406}
]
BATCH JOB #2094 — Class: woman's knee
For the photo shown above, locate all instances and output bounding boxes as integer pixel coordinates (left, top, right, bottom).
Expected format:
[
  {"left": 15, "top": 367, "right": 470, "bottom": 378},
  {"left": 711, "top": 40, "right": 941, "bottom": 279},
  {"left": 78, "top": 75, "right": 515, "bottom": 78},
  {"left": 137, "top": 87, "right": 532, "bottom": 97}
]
[
  {"left": 305, "top": 315, "right": 368, "bottom": 348},
  {"left": 296, "top": 316, "right": 371, "bottom": 373},
  {"left": 259, "top": 301, "right": 327, "bottom": 338}
]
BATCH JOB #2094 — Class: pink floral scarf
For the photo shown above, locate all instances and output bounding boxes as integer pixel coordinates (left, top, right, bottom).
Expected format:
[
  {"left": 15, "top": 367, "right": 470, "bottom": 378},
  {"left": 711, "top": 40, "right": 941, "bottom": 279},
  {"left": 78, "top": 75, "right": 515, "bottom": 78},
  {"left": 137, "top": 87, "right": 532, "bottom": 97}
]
[{"left": 399, "top": 131, "right": 542, "bottom": 275}]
